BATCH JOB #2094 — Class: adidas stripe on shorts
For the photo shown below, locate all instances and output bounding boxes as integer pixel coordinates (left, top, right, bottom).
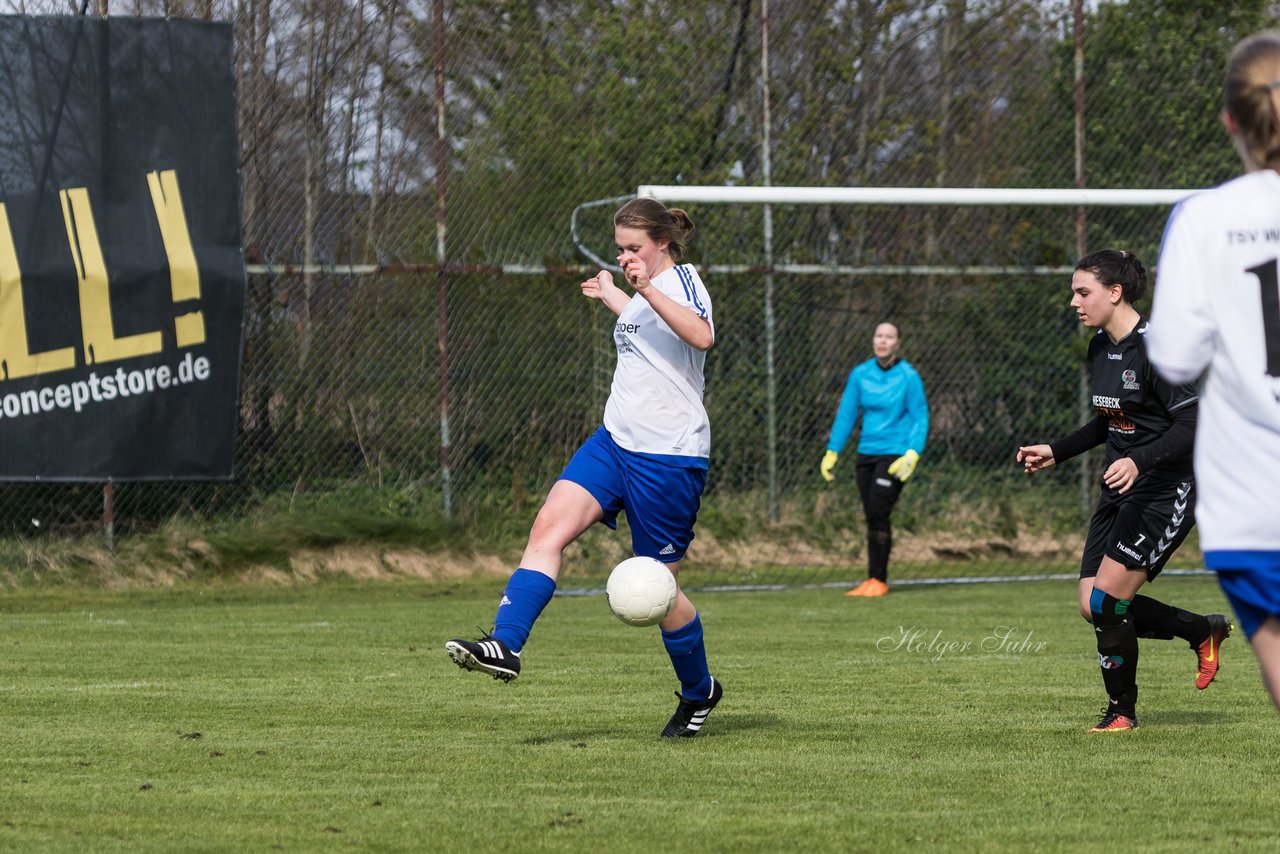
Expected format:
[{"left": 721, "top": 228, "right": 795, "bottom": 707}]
[{"left": 559, "top": 426, "right": 706, "bottom": 563}]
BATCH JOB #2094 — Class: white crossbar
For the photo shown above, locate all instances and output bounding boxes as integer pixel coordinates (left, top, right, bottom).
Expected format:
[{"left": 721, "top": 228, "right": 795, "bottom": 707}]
[{"left": 635, "top": 185, "right": 1196, "bottom": 206}]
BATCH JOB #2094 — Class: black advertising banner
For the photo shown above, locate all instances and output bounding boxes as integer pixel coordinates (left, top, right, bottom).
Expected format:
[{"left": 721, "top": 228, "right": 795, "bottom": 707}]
[{"left": 0, "top": 16, "right": 246, "bottom": 480}]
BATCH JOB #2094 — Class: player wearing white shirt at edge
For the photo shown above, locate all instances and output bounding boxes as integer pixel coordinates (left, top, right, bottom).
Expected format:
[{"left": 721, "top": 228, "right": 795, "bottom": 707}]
[
  {"left": 1157, "top": 31, "right": 1280, "bottom": 717},
  {"left": 1149, "top": 30, "right": 1280, "bottom": 713},
  {"left": 447, "top": 197, "right": 724, "bottom": 737}
]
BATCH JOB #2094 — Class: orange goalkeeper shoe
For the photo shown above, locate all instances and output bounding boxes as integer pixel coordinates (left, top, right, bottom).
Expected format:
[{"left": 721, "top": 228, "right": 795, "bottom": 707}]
[
  {"left": 844, "top": 578, "right": 874, "bottom": 596},
  {"left": 1194, "top": 614, "right": 1232, "bottom": 690},
  {"left": 845, "top": 578, "right": 889, "bottom": 597}
]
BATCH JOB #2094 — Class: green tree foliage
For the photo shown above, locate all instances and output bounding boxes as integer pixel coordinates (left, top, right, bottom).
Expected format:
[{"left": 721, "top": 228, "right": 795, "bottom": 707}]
[
  {"left": 4, "top": 1, "right": 1278, "bottom": 546},
  {"left": 442, "top": 0, "right": 756, "bottom": 264},
  {"left": 1031, "top": 0, "right": 1273, "bottom": 258}
]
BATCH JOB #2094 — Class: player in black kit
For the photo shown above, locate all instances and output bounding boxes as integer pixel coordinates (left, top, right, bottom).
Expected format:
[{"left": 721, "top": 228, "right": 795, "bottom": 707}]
[{"left": 1017, "top": 250, "right": 1231, "bottom": 732}]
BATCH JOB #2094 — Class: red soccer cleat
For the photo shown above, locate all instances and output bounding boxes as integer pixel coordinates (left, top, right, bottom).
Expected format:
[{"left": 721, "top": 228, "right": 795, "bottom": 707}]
[
  {"left": 1088, "top": 709, "right": 1138, "bottom": 732},
  {"left": 1194, "top": 614, "right": 1232, "bottom": 690}
]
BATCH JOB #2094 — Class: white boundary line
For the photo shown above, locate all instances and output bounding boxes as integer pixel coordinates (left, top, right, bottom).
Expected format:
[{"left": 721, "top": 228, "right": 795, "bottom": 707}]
[{"left": 554, "top": 568, "right": 1213, "bottom": 598}]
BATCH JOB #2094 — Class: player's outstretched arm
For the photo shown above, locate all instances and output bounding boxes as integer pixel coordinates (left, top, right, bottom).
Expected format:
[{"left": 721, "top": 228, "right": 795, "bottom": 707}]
[
  {"left": 1016, "top": 443, "right": 1056, "bottom": 474},
  {"left": 580, "top": 270, "right": 631, "bottom": 317}
]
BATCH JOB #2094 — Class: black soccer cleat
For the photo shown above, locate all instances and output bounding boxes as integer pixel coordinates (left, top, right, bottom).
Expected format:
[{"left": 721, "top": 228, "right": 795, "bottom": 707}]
[
  {"left": 661, "top": 677, "right": 723, "bottom": 738},
  {"left": 445, "top": 635, "right": 521, "bottom": 682}
]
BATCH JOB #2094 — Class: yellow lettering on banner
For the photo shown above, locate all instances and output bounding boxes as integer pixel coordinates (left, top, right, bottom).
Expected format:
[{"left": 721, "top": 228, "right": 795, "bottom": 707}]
[
  {"left": 0, "top": 203, "right": 76, "bottom": 380},
  {"left": 60, "top": 187, "right": 162, "bottom": 365},
  {"left": 147, "top": 170, "right": 206, "bottom": 347}
]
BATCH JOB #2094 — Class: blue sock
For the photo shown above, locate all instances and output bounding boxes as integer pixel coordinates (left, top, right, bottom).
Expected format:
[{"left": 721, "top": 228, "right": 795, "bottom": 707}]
[
  {"left": 491, "top": 568, "right": 556, "bottom": 653},
  {"left": 661, "top": 613, "right": 713, "bottom": 700},
  {"left": 1090, "top": 586, "right": 1130, "bottom": 616}
]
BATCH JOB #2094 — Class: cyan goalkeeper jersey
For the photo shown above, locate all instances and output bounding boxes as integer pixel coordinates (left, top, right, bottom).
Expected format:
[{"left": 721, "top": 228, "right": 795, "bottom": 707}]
[{"left": 826, "top": 358, "right": 928, "bottom": 457}]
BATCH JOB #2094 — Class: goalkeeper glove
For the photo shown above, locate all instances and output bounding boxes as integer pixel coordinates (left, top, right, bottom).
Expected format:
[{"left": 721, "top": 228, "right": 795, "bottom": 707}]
[
  {"left": 820, "top": 450, "right": 839, "bottom": 482},
  {"left": 888, "top": 449, "right": 920, "bottom": 482}
]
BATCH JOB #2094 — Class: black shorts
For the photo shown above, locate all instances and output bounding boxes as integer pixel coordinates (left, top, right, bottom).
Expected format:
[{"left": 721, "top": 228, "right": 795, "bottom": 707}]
[{"left": 1080, "top": 475, "right": 1195, "bottom": 580}]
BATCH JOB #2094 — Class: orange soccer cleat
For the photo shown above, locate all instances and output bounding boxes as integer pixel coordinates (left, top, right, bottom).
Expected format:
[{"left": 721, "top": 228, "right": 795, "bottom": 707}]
[
  {"left": 1087, "top": 709, "right": 1138, "bottom": 732},
  {"left": 844, "top": 578, "right": 889, "bottom": 597},
  {"left": 1194, "top": 614, "right": 1232, "bottom": 690}
]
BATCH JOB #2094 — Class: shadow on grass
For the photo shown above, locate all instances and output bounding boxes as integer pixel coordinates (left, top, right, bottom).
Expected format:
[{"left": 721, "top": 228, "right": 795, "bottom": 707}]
[
  {"left": 517, "top": 712, "right": 783, "bottom": 744},
  {"left": 1139, "top": 709, "right": 1243, "bottom": 726},
  {"left": 519, "top": 729, "right": 623, "bottom": 746},
  {"left": 695, "top": 712, "right": 784, "bottom": 736}
]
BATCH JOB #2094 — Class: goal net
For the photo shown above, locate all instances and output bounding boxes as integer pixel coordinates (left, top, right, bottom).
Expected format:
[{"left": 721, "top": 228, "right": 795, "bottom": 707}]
[{"left": 568, "top": 184, "right": 1196, "bottom": 586}]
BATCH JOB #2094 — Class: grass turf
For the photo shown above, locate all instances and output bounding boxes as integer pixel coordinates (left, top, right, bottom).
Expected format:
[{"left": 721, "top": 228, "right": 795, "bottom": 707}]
[{"left": 0, "top": 576, "right": 1274, "bottom": 852}]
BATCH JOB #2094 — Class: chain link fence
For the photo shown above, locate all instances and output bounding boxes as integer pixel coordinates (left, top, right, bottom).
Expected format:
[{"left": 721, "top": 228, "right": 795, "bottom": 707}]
[{"left": 2, "top": 0, "right": 1275, "bottom": 581}]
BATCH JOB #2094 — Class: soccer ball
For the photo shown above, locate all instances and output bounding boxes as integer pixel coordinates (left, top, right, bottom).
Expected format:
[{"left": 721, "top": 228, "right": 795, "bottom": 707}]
[{"left": 606, "top": 556, "right": 678, "bottom": 627}]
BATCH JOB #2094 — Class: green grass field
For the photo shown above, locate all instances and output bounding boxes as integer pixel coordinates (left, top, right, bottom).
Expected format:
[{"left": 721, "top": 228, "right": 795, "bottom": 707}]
[{"left": 1, "top": 575, "right": 1274, "bottom": 852}]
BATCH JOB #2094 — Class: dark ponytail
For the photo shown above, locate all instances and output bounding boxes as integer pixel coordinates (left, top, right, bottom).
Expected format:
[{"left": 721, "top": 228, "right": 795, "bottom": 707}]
[{"left": 1075, "top": 249, "right": 1147, "bottom": 304}]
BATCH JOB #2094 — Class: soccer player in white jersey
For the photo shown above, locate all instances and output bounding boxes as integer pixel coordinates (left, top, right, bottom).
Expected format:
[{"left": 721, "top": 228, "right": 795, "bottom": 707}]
[
  {"left": 1149, "top": 30, "right": 1280, "bottom": 712},
  {"left": 447, "top": 198, "right": 723, "bottom": 737}
]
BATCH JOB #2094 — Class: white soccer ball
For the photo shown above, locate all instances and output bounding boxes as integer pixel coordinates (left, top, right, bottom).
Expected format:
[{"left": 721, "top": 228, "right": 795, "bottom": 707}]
[{"left": 606, "top": 556, "right": 678, "bottom": 627}]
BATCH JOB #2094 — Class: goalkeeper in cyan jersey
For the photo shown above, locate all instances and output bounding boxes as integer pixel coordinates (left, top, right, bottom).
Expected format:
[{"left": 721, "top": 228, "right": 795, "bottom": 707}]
[{"left": 821, "top": 322, "right": 929, "bottom": 597}]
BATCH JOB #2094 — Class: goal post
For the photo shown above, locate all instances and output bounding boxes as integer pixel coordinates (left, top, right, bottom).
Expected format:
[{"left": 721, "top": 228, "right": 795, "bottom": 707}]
[{"left": 623, "top": 184, "right": 1196, "bottom": 524}]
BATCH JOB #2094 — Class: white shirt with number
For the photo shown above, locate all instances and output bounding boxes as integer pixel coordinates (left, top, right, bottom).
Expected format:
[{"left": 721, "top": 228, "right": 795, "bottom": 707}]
[
  {"left": 1149, "top": 169, "right": 1280, "bottom": 552},
  {"left": 603, "top": 264, "right": 713, "bottom": 464}
]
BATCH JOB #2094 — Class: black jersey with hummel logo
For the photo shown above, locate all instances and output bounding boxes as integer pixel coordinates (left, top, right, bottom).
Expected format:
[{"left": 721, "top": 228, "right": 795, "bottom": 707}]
[{"left": 1086, "top": 318, "right": 1197, "bottom": 479}]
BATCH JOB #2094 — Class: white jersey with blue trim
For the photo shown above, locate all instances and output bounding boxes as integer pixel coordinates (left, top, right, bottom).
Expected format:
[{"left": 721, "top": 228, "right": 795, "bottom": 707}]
[
  {"left": 603, "top": 263, "right": 713, "bottom": 463},
  {"left": 1150, "top": 169, "right": 1280, "bottom": 552}
]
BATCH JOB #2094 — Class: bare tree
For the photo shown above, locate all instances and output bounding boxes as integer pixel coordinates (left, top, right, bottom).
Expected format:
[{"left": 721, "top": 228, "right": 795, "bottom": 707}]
[{"left": 367, "top": 0, "right": 399, "bottom": 259}]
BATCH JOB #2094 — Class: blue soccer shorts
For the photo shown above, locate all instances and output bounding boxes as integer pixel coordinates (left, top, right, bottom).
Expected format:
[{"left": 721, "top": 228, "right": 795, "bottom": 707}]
[
  {"left": 1205, "top": 551, "right": 1280, "bottom": 640},
  {"left": 559, "top": 426, "right": 706, "bottom": 563}
]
